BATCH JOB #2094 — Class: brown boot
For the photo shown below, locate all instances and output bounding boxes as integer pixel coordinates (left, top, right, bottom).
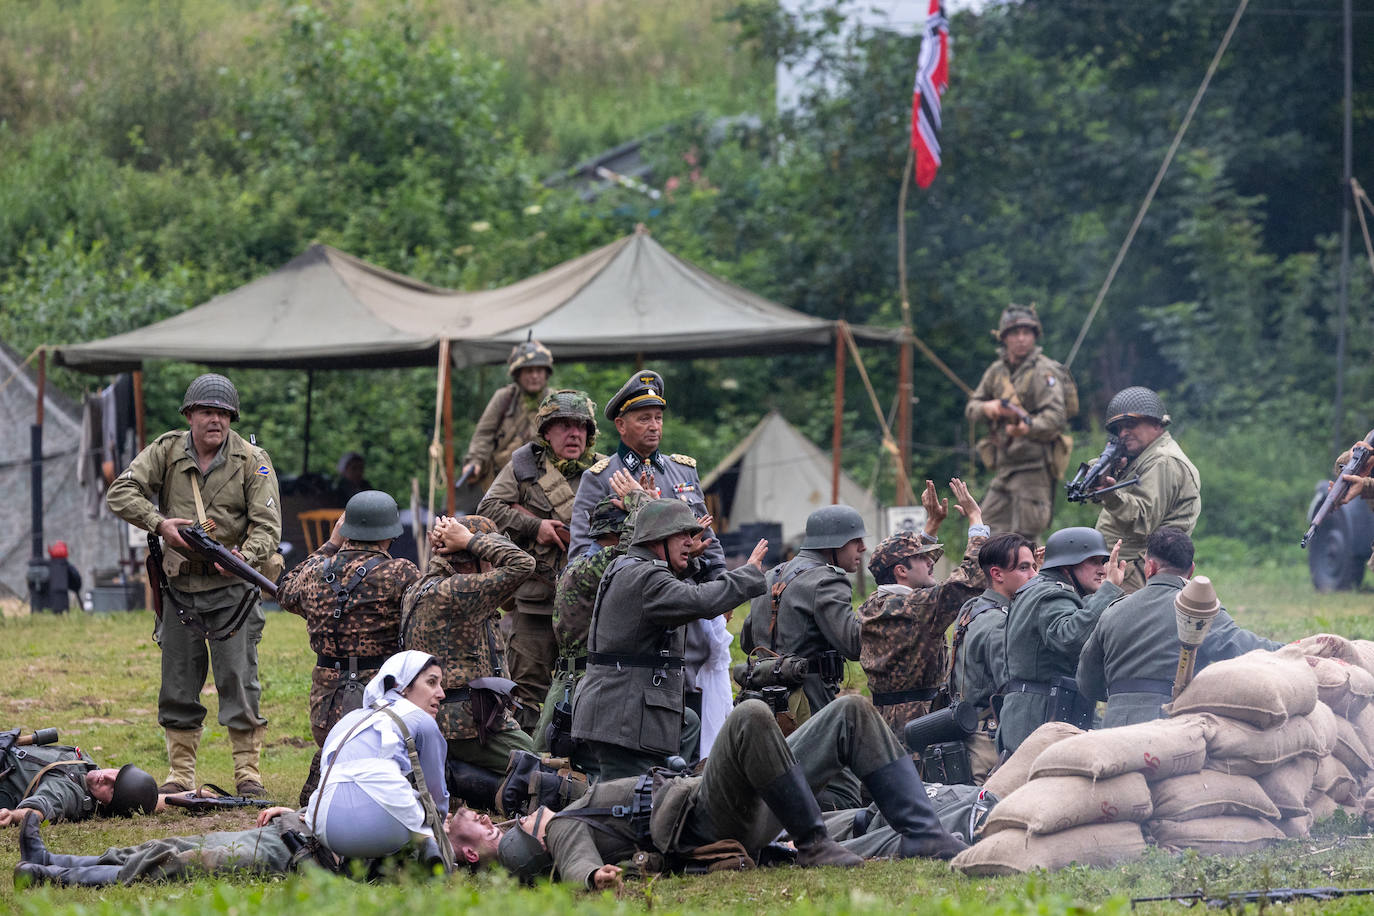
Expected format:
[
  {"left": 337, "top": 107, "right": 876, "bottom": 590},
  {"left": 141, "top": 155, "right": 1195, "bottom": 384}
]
[
  {"left": 159, "top": 727, "right": 201, "bottom": 794},
  {"left": 229, "top": 725, "right": 267, "bottom": 797}
]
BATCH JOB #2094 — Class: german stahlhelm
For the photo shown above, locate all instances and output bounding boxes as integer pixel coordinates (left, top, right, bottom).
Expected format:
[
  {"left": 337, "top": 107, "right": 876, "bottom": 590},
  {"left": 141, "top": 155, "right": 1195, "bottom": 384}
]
[
  {"left": 1105, "top": 387, "right": 1169, "bottom": 435},
  {"left": 801, "top": 505, "right": 867, "bottom": 550},
  {"left": 631, "top": 500, "right": 703, "bottom": 547},
  {"left": 497, "top": 815, "right": 554, "bottom": 884},
  {"left": 1041, "top": 527, "right": 1110, "bottom": 571},
  {"left": 339, "top": 491, "right": 404, "bottom": 541},
  {"left": 105, "top": 764, "right": 158, "bottom": 817},
  {"left": 181, "top": 374, "right": 240, "bottom": 421}
]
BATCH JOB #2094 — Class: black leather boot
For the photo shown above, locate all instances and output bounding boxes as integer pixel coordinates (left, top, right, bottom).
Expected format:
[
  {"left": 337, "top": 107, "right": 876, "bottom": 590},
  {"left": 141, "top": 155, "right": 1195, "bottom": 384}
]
[
  {"left": 758, "top": 765, "right": 863, "bottom": 868},
  {"left": 861, "top": 757, "right": 967, "bottom": 860},
  {"left": 14, "top": 862, "right": 123, "bottom": 888},
  {"left": 446, "top": 758, "right": 502, "bottom": 812},
  {"left": 17, "top": 814, "right": 95, "bottom": 868}
]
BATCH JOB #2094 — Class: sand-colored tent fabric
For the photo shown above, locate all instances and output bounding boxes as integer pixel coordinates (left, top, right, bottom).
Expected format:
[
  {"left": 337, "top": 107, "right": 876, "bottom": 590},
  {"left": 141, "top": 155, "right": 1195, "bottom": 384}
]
[
  {"left": 52, "top": 233, "right": 898, "bottom": 373},
  {"left": 700, "top": 411, "right": 881, "bottom": 546}
]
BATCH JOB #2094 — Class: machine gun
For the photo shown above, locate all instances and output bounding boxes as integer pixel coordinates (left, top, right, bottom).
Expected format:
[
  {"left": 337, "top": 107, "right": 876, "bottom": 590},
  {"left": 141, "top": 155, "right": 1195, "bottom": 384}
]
[
  {"left": 1302, "top": 429, "right": 1374, "bottom": 548},
  {"left": 178, "top": 523, "right": 279, "bottom": 599},
  {"left": 1065, "top": 436, "right": 1141, "bottom": 503},
  {"left": 1131, "top": 887, "right": 1374, "bottom": 908}
]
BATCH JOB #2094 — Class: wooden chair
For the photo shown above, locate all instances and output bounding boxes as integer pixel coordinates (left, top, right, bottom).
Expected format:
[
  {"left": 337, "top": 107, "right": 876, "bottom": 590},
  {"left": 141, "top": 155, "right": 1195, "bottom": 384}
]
[{"left": 298, "top": 508, "right": 345, "bottom": 555}]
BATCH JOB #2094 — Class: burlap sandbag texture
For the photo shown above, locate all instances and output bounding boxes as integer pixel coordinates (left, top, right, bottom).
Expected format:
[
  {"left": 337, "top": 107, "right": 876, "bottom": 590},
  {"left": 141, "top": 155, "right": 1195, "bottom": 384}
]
[
  {"left": 981, "top": 773, "right": 1151, "bottom": 836},
  {"left": 1165, "top": 652, "right": 1317, "bottom": 728},
  {"left": 950, "top": 821, "right": 1146, "bottom": 876},
  {"left": 1149, "top": 771, "right": 1278, "bottom": 821},
  {"left": 1148, "top": 815, "right": 1284, "bottom": 856},
  {"left": 983, "top": 722, "right": 1083, "bottom": 800},
  {"left": 1028, "top": 716, "right": 1207, "bottom": 782}
]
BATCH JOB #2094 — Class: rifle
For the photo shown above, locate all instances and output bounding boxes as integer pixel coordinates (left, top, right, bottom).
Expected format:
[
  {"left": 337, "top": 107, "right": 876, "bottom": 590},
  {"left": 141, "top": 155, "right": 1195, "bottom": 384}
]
[
  {"left": 178, "top": 523, "right": 279, "bottom": 599},
  {"left": 1302, "top": 429, "right": 1374, "bottom": 548},
  {"left": 162, "top": 783, "right": 275, "bottom": 814},
  {"left": 998, "top": 398, "right": 1031, "bottom": 425},
  {"left": 1131, "top": 887, "right": 1374, "bottom": 908},
  {"left": 1065, "top": 436, "right": 1141, "bottom": 503},
  {"left": 454, "top": 465, "right": 473, "bottom": 492}
]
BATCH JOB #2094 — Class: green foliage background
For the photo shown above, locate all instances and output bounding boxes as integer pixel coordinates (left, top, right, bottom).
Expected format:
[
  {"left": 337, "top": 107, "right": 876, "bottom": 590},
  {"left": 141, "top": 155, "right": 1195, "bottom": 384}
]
[{"left": 1, "top": 0, "right": 1371, "bottom": 548}]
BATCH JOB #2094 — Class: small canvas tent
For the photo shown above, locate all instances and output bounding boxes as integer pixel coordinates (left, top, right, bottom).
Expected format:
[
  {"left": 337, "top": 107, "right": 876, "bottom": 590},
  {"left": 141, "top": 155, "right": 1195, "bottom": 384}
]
[
  {"left": 701, "top": 411, "right": 882, "bottom": 547},
  {"left": 0, "top": 342, "right": 125, "bottom": 600}
]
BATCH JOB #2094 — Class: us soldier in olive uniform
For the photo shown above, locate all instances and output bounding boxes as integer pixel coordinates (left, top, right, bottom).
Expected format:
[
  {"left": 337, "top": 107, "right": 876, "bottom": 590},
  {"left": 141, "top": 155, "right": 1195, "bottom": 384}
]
[
  {"left": 462, "top": 340, "right": 555, "bottom": 493},
  {"left": 999, "top": 527, "right": 1125, "bottom": 753},
  {"left": 0, "top": 739, "right": 158, "bottom": 827},
  {"left": 1093, "top": 387, "right": 1201, "bottom": 593},
  {"left": 478, "top": 390, "right": 604, "bottom": 731},
  {"left": 859, "top": 479, "right": 989, "bottom": 740},
  {"left": 572, "top": 501, "right": 767, "bottom": 780},
  {"left": 1331, "top": 442, "right": 1374, "bottom": 570},
  {"left": 965, "top": 305, "right": 1069, "bottom": 541},
  {"left": 741, "top": 504, "right": 867, "bottom": 717},
  {"left": 277, "top": 490, "right": 420, "bottom": 807},
  {"left": 105, "top": 374, "right": 281, "bottom": 797},
  {"left": 499, "top": 695, "right": 967, "bottom": 887},
  {"left": 401, "top": 515, "right": 536, "bottom": 807},
  {"left": 1077, "top": 528, "right": 1279, "bottom": 728},
  {"left": 947, "top": 533, "right": 1037, "bottom": 782},
  {"left": 534, "top": 479, "right": 651, "bottom": 752}
]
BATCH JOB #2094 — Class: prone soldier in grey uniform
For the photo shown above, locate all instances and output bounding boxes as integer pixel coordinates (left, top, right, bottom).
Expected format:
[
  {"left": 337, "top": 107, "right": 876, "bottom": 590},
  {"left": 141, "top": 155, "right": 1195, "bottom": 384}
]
[
  {"left": 572, "top": 500, "right": 767, "bottom": 781},
  {"left": 1077, "top": 527, "right": 1280, "bottom": 728},
  {"left": 965, "top": 305, "right": 1069, "bottom": 541},
  {"left": 105, "top": 374, "right": 281, "bottom": 796},
  {"left": 0, "top": 732, "right": 158, "bottom": 828},
  {"left": 999, "top": 527, "right": 1125, "bottom": 754},
  {"left": 499, "top": 695, "right": 968, "bottom": 888},
  {"left": 479, "top": 390, "right": 604, "bottom": 731},
  {"left": 946, "top": 533, "right": 1037, "bottom": 783},
  {"left": 277, "top": 490, "right": 420, "bottom": 807},
  {"left": 1094, "top": 386, "right": 1201, "bottom": 593},
  {"left": 462, "top": 340, "right": 554, "bottom": 493}
]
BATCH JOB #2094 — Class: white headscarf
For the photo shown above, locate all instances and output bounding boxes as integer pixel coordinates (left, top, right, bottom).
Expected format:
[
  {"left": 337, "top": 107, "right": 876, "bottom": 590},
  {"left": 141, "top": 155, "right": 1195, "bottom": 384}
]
[{"left": 363, "top": 650, "right": 440, "bottom": 708}]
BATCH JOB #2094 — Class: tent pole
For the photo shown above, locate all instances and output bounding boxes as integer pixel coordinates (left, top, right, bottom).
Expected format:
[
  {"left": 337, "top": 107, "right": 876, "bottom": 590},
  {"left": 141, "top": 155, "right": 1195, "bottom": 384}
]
[
  {"left": 832, "top": 323, "right": 846, "bottom": 504},
  {"left": 442, "top": 352, "right": 455, "bottom": 516},
  {"left": 897, "top": 333, "right": 912, "bottom": 489},
  {"left": 29, "top": 348, "right": 46, "bottom": 612},
  {"left": 635, "top": 352, "right": 644, "bottom": 371},
  {"left": 133, "top": 370, "right": 146, "bottom": 449},
  {"left": 302, "top": 369, "right": 314, "bottom": 477}
]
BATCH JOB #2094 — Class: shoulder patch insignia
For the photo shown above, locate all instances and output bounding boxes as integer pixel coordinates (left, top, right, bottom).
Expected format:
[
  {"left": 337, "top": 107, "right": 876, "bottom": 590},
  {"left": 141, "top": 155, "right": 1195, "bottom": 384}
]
[
  {"left": 1046, "top": 374, "right": 1057, "bottom": 387},
  {"left": 588, "top": 456, "right": 612, "bottom": 475},
  {"left": 256, "top": 465, "right": 271, "bottom": 476},
  {"left": 668, "top": 453, "right": 696, "bottom": 468}
]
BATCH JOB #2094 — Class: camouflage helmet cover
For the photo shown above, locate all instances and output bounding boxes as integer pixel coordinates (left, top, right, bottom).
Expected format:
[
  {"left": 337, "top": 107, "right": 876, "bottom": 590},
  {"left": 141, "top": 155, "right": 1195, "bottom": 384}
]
[
  {"left": 1041, "top": 526, "right": 1110, "bottom": 571},
  {"left": 867, "top": 531, "right": 943, "bottom": 577},
  {"left": 801, "top": 504, "right": 867, "bottom": 550},
  {"left": 631, "top": 499, "right": 703, "bottom": 546},
  {"left": 507, "top": 339, "right": 554, "bottom": 377},
  {"left": 1105, "top": 386, "right": 1169, "bottom": 433},
  {"left": 180, "top": 373, "right": 240, "bottom": 421},
  {"left": 340, "top": 490, "right": 404, "bottom": 541},
  {"left": 587, "top": 496, "right": 630, "bottom": 539},
  {"left": 995, "top": 303, "right": 1042, "bottom": 340},
  {"left": 536, "top": 389, "right": 598, "bottom": 448}
]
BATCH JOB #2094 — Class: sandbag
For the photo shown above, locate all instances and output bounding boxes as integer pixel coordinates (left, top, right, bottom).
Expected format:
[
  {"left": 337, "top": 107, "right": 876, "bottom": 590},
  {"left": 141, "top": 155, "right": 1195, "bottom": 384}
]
[
  {"left": 1309, "top": 701, "right": 1340, "bottom": 756},
  {"left": 1290, "top": 634, "right": 1364, "bottom": 666},
  {"left": 1306, "top": 656, "right": 1374, "bottom": 718},
  {"left": 1148, "top": 816, "right": 1284, "bottom": 856},
  {"left": 1278, "top": 813, "right": 1313, "bottom": 838},
  {"left": 1165, "top": 652, "right": 1317, "bottom": 728},
  {"left": 981, "top": 774, "right": 1151, "bottom": 836},
  {"left": 1149, "top": 771, "right": 1278, "bottom": 821},
  {"left": 1200, "top": 713, "right": 1322, "bottom": 775},
  {"left": 1308, "top": 791, "right": 1339, "bottom": 822},
  {"left": 1333, "top": 716, "right": 1374, "bottom": 776},
  {"left": 1313, "top": 755, "right": 1357, "bottom": 805},
  {"left": 1028, "top": 716, "right": 1207, "bottom": 782},
  {"left": 983, "top": 722, "right": 1083, "bottom": 800},
  {"left": 1351, "top": 640, "right": 1374, "bottom": 677},
  {"left": 1256, "top": 755, "right": 1317, "bottom": 819},
  {"left": 1354, "top": 704, "right": 1374, "bottom": 759},
  {"left": 950, "top": 821, "right": 1146, "bottom": 876},
  {"left": 1361, "top": 785, "right": 1374, "bottom": 826}
]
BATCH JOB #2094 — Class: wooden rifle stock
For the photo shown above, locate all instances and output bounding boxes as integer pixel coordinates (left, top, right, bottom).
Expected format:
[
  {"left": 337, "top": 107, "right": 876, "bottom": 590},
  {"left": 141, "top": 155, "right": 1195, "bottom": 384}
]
[
  {"left": 177, "top": 524, "right": 280, "bottom": 598},
  {"left": 1302, "top": 429, "right": 1374, "bottom": 548}
]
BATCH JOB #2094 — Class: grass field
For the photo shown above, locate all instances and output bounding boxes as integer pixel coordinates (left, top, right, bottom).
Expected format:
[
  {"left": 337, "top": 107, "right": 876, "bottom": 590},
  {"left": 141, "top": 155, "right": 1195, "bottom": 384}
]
[{"left": 2, "top": 550, "right": 1373, "bottom": 914}]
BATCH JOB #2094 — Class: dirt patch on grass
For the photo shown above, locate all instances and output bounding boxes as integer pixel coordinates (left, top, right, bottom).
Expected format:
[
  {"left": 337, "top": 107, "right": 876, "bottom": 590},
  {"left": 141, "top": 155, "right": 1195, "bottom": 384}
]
[{"left": 0, "top": 597, "right": 28, "bottom": 618}]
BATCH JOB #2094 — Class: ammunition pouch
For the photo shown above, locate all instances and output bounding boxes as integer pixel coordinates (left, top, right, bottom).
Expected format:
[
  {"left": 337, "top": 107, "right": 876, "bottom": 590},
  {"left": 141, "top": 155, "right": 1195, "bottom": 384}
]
[
  {"left": 452, "top": 677, "right": 518, "bottom": 746},
  {"left": 497, "top": 750, "right": 589, "bottom": 817},
  {"left": 544, "top": 693, "right": 577, "bottom": 759},
  {"left": 1047, "top": 676, "right": 1095, "bottom": 730},
  {"left": 814, "top": 650, "right": 844, "bottom": 686},
  {"left": 918, "top": 741, "right": 973, "bottom": 786}
]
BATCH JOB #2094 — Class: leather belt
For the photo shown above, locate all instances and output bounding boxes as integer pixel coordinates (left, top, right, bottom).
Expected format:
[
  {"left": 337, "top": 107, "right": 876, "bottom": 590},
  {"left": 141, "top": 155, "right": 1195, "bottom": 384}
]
[
  {"left": 870, "top": 686, "right": 940, "bottom": 706},
  {"left": 588, "top": 652, "right": 684, "bottom": 670},
  {"left": 1108, "top": 677, "right": 1174, "bottom": 697},
  {"left": 1006, "top": 679, "right": 1052, "bottom": 696},
  {"left": 315, "top": 653, "right": 388, "bottom": 671},
  {"left": 555, "top": 656, "right": 588, "bottom": 674}
]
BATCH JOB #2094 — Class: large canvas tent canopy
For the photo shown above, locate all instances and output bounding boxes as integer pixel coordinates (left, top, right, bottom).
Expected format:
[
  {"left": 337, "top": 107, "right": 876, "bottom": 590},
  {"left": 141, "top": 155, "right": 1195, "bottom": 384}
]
[
  {"left": 701, "top": 411, "right": 882, "bottom": 547},
  {"left": 0, "top": 342, "right": 125, "bottom": 599},
  {"left": 52, "top": 231, "right": 898, "bottom": 373}
]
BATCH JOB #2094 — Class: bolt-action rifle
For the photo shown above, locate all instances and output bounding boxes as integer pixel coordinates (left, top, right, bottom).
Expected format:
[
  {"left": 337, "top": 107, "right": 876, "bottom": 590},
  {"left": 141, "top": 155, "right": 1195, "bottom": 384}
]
[
  {"left": 1302, "top": 429, "right": 1374, "bottom": 548},
  {"left": 1132, "top": 886, "right": 1374, "bottom": 908}
]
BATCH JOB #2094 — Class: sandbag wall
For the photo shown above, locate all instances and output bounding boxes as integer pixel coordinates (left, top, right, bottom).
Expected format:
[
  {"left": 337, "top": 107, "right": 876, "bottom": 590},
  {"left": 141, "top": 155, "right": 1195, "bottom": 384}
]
[{"left": 953, "top": 635, "right": 1374, "bottom": 875}]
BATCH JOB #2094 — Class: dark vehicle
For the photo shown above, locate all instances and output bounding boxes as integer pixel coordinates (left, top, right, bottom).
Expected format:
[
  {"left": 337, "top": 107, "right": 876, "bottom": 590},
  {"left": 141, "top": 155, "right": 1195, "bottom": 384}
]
[{"left": 1306, "top": 480, "right": 1374, "bottom": 591}]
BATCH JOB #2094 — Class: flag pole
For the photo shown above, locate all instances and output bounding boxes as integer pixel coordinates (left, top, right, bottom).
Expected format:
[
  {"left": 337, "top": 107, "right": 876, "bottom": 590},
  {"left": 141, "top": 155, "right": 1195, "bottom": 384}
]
[{"left": 897, "top": 146, "right": 916, "bottom": 500}]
